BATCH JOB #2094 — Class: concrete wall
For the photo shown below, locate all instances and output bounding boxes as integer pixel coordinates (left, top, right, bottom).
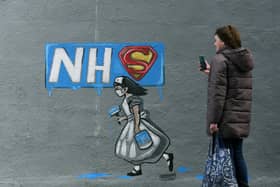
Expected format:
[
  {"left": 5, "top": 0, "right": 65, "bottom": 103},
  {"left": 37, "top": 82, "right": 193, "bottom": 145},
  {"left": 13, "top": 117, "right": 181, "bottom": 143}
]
[{"left": 0, "top": 0, "right": 278, "bottom": 186}]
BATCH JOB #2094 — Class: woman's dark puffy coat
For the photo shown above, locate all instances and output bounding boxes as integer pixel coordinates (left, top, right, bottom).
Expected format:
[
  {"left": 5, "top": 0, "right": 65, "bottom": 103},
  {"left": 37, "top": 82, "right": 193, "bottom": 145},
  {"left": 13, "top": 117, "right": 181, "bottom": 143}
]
[{"left": 207, "top": 47, "right": 254, "bottom": 139}]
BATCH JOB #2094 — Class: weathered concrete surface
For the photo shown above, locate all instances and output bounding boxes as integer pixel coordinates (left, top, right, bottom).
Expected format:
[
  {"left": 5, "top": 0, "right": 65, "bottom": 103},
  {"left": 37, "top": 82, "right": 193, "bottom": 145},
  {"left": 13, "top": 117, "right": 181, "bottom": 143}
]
[{"left": 0, "top": 0, "right": 279, "bottom": 186}]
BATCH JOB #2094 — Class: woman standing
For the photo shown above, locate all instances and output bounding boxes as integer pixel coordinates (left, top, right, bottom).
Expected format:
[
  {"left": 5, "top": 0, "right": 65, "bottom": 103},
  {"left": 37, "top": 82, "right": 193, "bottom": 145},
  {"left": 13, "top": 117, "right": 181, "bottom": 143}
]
[
  {"left": 201, "top": 25, "right": 254, "bottom": 187},
  {"left": 113, "top": 76, "right": 174, "bottom": 176}
]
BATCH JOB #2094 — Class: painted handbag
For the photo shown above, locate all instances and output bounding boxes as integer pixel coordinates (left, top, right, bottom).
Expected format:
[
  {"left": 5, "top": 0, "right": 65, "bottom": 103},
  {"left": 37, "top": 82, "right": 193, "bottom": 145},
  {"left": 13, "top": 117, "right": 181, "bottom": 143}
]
[
  {"left": 134, "top": 130, "right": 153, "bottom": 150},
  {"left": 108, "top": 105, "right": 120, "bottom": 117},
  {"left": 202, "top": 133, "right": 238, "bottom": 187}
]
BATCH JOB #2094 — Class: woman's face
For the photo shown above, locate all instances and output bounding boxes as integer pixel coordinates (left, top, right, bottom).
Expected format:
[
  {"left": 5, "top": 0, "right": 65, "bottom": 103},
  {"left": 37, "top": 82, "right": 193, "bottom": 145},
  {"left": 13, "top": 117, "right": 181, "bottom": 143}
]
[
  {"left": 114, "top": 85, "right": 127, "bottom": 97},
  {"left": 214, "top": 35, "right": 225, "bottom": 52}
]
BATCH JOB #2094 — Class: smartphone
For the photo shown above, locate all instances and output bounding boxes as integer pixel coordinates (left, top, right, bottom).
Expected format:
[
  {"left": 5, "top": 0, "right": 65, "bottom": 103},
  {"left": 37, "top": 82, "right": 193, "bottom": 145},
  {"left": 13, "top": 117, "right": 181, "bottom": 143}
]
[{"left": 199, "top": 55, "right": 207, "bottom": 70}]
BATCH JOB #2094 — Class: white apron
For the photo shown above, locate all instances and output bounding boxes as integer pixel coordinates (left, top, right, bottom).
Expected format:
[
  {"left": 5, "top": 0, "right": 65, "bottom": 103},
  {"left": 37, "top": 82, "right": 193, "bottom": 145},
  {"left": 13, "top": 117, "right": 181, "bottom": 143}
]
[{"left": 115, "top": 96, "right": 170, "bottom": 165}]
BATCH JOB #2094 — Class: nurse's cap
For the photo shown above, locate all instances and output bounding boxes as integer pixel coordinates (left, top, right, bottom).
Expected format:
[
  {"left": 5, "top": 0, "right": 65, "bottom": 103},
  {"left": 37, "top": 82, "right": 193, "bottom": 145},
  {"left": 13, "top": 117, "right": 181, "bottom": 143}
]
[{"left": 114, "top": 76, "right": 124, "bottom": 84}]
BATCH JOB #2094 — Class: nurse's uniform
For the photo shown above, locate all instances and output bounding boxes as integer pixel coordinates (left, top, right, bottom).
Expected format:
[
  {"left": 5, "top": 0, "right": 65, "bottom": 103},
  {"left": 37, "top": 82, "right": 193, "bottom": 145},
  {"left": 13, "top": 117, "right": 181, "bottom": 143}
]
[{"left": 115, "top": 95, "right": 170, "bottom": 165}]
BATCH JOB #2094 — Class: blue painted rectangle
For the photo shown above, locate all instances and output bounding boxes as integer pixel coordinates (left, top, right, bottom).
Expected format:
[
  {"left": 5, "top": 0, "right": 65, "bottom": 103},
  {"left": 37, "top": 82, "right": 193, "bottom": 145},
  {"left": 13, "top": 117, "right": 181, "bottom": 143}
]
[{"left": 45, "top": 42, "right": 164, "bottom": 92}]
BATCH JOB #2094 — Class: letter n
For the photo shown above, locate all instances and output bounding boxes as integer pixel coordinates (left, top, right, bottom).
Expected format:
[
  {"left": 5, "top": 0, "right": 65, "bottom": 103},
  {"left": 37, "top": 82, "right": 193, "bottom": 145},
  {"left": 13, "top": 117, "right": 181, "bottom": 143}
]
[{"left": 49, "top": 48, "right": 83, "bottom": 83}]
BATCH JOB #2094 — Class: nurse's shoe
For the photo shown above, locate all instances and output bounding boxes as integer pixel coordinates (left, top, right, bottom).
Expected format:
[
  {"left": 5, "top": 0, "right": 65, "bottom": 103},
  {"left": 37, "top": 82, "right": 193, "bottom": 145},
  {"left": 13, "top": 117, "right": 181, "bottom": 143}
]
[
  {"left": 166, "top": 153, "right": 174, "bottom": 172},
  {"left": 127, "top": 168, "right": 142, "bottom": 176}
]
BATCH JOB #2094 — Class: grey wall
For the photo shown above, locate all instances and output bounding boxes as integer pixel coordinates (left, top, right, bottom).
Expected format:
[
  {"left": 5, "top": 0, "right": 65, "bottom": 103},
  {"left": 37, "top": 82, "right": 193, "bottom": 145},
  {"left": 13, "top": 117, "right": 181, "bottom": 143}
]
[{"left": 0, "top": 0, "right": 279, "bottom": 186}]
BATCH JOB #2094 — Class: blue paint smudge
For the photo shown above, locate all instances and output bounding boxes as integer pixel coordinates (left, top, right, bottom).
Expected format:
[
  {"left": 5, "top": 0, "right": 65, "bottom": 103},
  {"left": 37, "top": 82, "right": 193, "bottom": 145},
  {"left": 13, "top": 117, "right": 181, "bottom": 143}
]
[
  {"left": 48, "top": 90, "right": 52, "bottom": 96},
  {"left": 158, "top": 86, "right": 164, "bottom": 101},
  {"left": 195, "top": 174, "right": 204, "bottom": 180},
  {"left": 118, "top": 175, "right": 133, "bottom": 180},
  {"left": 78, "top": 173, "right": 111, "bottom": 180},
  {"left": 95, "top": 87, "right": 103, "bottom": 96},
  {"left": 72, "top": 86, "right": 81, "bottom": 91},
  {"left": 177, "top": 166, "right": 191, "bottom": 173}
]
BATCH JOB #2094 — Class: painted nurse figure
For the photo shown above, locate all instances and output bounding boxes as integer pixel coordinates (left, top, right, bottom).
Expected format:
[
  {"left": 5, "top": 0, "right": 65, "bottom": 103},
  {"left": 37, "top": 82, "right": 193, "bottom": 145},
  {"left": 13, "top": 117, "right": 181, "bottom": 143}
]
[{"left": 113, "top": 76, "right": 174, "bottom": 176}]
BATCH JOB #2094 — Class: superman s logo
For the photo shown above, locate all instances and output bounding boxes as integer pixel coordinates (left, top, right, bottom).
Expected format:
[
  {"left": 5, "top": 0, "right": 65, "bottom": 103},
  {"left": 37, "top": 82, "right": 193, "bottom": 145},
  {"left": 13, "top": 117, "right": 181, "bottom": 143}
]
[{"left": 119, "top": 46, "right": 158, "bottom": 81}]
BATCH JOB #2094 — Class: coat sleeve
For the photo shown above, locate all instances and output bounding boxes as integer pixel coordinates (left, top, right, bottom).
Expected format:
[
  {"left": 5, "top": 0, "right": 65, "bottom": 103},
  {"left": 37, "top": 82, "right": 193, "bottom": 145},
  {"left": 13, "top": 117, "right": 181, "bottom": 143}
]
[{"left": 206, "top": 55, "right": 227, "bottom": 135}]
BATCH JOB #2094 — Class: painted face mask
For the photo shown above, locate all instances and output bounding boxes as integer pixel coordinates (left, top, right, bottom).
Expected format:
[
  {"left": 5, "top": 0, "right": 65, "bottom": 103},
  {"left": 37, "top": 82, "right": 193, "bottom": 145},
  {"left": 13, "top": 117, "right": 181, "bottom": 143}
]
[{"left": 115, "top": 88, "right": 126, "bottom": 97}]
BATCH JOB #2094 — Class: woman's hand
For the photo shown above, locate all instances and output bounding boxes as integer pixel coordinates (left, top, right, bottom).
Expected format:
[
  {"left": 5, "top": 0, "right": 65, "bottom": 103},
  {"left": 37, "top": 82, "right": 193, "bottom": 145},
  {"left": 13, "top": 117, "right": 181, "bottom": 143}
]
[
  {"left": 117, "top": 116, "right": 127, "bottom": 123},
  {"left": 209, "top": 123, "right": 219, "bottom": 134},
  {"left": 199, "top": 60, "right": 210, "bottom": 75},
  {"left": 134, "top": 126, "right": 141, "bottom": 134}
]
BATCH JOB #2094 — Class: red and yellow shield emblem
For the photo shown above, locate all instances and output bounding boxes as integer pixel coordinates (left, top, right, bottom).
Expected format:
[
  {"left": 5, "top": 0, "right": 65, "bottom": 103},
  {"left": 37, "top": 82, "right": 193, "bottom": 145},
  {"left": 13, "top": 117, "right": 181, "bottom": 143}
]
[{"left": 119, "top": 46, "right": 158, "bottom": 81}]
